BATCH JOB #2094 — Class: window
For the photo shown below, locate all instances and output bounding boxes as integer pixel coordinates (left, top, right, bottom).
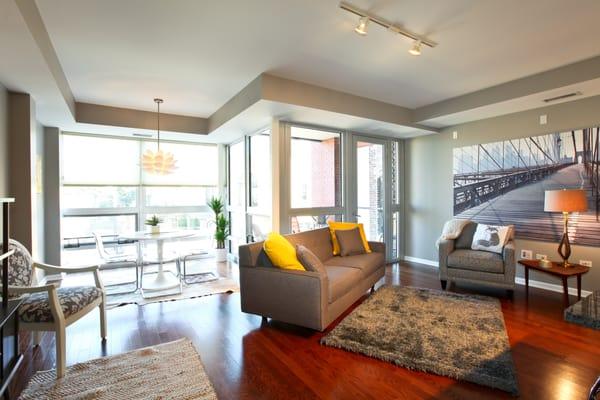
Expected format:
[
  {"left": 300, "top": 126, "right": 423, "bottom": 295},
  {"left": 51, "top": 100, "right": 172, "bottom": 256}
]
[
  {"left": 290, "top": 127, "right": 341, "bottom": 208},
  {"left": 291, "top": 214, "right": 340, "bottom": 233},
  {"left": 249, "top": 133, "right": 271, "bottom": 210},
  {"left": 60, "top": 133, "right": 218, "bottom": 264}
]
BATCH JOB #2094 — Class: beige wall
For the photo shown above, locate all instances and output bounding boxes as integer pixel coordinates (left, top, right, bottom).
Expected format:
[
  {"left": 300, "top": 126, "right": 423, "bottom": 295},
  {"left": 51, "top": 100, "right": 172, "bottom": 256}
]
[{"left": 405, "top": 94, "right": 600, "bottom": 292}]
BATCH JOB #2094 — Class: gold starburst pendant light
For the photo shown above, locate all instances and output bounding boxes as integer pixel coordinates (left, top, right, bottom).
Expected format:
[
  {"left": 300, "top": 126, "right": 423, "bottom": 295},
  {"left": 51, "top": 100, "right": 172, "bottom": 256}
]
[{"left": 142, "top": 98, "right": 177, "bottom": 175}]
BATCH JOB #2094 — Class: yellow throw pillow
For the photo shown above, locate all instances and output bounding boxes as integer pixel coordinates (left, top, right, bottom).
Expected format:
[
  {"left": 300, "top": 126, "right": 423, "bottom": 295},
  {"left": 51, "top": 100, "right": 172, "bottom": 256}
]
[
  {"left": 327, "top": 221, "right": 372, "bottom": 255},
  {"left": 263, "top": 232, "right": 305, "bottom": 271}
]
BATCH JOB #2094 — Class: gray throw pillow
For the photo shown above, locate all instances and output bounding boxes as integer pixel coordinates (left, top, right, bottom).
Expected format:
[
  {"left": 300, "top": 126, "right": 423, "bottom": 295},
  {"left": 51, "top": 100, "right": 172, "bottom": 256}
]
[
  {"left": 296, "top": 245, "right": 326, "bottom": 275},
  {"left": 335, "top": 227, "right": 366, "bottom": 256}
]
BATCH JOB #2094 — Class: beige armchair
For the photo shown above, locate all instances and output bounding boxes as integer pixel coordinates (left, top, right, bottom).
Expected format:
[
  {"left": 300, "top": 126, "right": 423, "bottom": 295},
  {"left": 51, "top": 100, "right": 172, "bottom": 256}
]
[{"left": 6, "top": 239, "right": 106, "bottom": 378}]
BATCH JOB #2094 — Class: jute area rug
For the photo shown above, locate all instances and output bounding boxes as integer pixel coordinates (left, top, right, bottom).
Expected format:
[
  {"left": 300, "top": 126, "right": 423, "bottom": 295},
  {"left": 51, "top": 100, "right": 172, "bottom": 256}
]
[
  {"left": 321, "top": 286, "right": 519, "bottom": 395},
  {"left": 18, "top": 338, "right": 217, "bottom": 400}
]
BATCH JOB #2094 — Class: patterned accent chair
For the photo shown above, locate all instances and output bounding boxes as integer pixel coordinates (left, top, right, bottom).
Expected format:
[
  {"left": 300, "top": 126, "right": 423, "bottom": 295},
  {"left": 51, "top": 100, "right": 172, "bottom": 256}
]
[
  {"left": 438, "top": 222, "right": 516, "bottom": 296},
  {"left": 5, "top": 239, "right": 107, "bottom": 378}
]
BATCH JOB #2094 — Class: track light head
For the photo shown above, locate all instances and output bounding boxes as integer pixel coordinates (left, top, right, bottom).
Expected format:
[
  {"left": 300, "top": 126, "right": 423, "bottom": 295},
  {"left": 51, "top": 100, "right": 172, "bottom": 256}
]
[
  {"left": 354, "top": 16, "right": 369, "bottom": 35},
  {"left": 409, "top": 39, "right": 422, "bottom": 56}
]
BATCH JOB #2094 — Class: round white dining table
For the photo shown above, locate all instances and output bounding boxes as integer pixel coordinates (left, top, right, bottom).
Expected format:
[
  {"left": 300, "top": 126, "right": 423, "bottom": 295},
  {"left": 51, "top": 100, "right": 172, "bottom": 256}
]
[{"left": 120, "top": 230, "right": 197, "bottom": 294}]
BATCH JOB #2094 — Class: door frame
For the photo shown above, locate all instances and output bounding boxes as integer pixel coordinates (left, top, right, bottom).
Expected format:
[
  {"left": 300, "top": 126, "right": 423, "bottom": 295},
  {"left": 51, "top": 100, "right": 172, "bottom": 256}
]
[{"left": 347, "top": 134, "right": 393, "bottom": 260}]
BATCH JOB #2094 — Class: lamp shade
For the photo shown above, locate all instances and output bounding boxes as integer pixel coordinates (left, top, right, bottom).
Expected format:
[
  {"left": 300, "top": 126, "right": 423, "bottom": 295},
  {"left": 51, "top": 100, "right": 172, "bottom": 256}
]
[{"left": 544, "top": 189, "right": 588, "bottom": 213}]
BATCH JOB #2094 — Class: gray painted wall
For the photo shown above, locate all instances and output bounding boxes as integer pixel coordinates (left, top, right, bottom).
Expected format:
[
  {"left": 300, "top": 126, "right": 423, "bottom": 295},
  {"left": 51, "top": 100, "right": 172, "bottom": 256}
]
[
  {"left": 405, "top": 95, "right": 600, "bottom": 292},
  {"left": 43, "top": 127, "right": 61, "bottom": 264},
  {"left": 0, "top": 84, "right": 8, "bottom": 197}
]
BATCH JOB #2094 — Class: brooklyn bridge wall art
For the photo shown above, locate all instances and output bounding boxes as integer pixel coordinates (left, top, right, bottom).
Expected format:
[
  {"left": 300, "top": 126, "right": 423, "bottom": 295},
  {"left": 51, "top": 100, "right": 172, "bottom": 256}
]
[{"left": 453, "top": 127, "right": 600, "bottom": 247}]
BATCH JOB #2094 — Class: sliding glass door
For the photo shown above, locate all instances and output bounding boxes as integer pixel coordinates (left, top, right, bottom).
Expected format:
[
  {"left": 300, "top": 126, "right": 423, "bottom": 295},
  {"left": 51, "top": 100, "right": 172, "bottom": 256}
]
[
  {"left": 227, "top": 130, "right": 271, "bottom": 257},
  {"left": 354, "top": 138, "right": 385, "bottom": 242},
  {"left": 350, "top": 135, "right": 403, "bottom": 261}
]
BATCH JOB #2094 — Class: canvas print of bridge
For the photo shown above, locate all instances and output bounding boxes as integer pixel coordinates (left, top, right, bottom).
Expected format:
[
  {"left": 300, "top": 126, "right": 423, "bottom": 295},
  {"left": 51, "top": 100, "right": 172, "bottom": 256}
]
[{"left": 453, "top": 127, "right": 600, "bottom": 247}]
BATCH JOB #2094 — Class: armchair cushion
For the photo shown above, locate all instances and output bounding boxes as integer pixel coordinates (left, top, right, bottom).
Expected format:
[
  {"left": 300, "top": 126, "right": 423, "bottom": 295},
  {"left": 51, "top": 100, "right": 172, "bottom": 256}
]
[
  {"left": 454, "top": 222, "right": 478, "bottom": 249},
  {"left": 2, "top": 239, "right": 35, "bottom": 292},
  {"left": 447, "top": 249, "right": 504, "bottom": 274},
  {"left": 19, "top": 286, "right": 102, "bottom": 323}
]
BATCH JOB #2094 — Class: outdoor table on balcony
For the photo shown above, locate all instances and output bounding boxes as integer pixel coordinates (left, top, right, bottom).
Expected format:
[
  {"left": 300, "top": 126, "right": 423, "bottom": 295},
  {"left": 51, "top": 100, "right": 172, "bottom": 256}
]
[{"left": 120, "top": 230, "right": 196, "bottom": 295}]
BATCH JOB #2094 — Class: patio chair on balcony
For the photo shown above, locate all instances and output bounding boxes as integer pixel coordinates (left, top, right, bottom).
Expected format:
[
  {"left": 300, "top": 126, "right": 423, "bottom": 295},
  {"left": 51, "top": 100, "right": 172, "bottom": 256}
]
[{"left": 93, "top": 232, "right": 139, "bottom": 295}]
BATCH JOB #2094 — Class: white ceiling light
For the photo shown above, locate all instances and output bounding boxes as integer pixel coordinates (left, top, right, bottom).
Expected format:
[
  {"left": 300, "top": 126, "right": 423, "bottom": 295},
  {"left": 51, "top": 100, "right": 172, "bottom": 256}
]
[
  {"left": 142, "top": 98, "right": 177, "bottom": 175},
  {"left": 354, "top": 16, "right": 369, "bottom": 35},
  {"left": 339, "top": 1, "right": 437, "bottom": 56},
  {"left": 408, "top": 40, "right": 422, "bottom": 56}
]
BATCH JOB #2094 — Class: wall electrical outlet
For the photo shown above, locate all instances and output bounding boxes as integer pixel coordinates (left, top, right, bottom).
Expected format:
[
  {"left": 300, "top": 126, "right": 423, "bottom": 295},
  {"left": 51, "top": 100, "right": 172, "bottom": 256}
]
[
  {"left": 452, "top": 131, "right": 458, "bottom": 140},
  {"left": 536, "top": 254, "right": 548, "bottom": 260},
  {"left": 580, "top": 260, "right": 592, "bottom": 268},
  {"left": 539, "top": 114, "right": 547, "bottom": 125},
  {"left": 520, "top": 250, "right": 533, "bottom": 259}
]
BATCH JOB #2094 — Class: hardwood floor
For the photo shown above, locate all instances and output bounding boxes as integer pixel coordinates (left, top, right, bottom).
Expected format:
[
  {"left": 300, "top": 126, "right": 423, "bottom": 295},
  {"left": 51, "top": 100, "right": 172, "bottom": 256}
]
[{"left": 12, "top": 261, "right": 600, "bottom": 399}]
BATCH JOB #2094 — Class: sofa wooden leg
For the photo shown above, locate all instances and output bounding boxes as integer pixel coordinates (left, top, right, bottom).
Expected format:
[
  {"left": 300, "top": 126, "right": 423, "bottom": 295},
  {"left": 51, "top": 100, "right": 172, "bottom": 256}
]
[{"left": 440, "top": 280, "right": 447, "bottom": 290}]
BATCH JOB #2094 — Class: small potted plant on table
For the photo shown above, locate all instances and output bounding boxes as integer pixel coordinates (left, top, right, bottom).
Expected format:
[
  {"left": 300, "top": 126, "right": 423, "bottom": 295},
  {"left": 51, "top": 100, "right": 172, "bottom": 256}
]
[
  {"left": 208, "top": 197, "right": 230, "bottom": 262},
  {"left": 145, "top": 215, "right": 163, "bottom": 235}
]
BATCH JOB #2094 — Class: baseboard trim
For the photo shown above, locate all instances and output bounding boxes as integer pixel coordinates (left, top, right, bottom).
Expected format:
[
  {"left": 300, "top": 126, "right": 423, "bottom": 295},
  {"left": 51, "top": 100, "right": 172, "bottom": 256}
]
[
  {"left": 403, "top": 256, "right": 439, "bottom": 267},
  {"left": 402, "top": 256, "right": 592, "bottom": 298},
  {"left": 514, "top": 277, "right": 592, "bottom": 297}
]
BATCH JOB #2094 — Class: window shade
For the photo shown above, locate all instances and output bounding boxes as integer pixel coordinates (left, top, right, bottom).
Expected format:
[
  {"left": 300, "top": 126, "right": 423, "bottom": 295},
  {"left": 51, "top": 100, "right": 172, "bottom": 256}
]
[{"left": 62, "top": 135, "right": 140, "bottom": 185}]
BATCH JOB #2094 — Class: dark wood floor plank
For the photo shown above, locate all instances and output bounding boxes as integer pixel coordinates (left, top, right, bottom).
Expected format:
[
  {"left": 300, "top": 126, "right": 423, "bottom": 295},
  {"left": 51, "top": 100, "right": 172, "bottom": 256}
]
[{"left": 11, "top": 261, "right": 600, "bottom": 399}]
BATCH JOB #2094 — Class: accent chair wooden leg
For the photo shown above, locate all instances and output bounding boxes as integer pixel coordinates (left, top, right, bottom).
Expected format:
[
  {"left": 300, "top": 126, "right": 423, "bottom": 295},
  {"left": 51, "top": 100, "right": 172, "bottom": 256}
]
[
  {"left": 100, "top": 301, "right": 108, "bottom": 340},
  {"left": 370, "top": 285, "right": 375, "bottom": 294},
  {"left": 33, "top": 331, "right": 42, "bottom": 346},
  {"left": 440, "top": 280, "right": 447, "bottom": 290},
  {"left": 56, "top": 327, "right": 66, "bottom": 378}
]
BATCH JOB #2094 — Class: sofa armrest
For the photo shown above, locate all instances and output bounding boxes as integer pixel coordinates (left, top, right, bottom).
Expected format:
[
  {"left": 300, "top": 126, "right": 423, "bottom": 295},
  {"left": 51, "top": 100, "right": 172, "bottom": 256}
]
[
  {"left": 503, "top": 240, "right": 516, "bottom": 286},
  {"left": 239, "top": 266, "right": 328, "bottom": 331},
  {"left": 438, "top": 239, "right": 455, "bottom": 279},
  {"left": 368, "top": 241, "right": 385, "bottom": 254}
]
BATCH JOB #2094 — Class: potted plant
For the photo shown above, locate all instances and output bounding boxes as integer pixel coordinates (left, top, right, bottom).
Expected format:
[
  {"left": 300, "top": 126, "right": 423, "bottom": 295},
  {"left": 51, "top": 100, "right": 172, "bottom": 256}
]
[
  {"left": 208, "top": 197, "right": 229, "bottom": 262},
  {"left": 145, "top": 215, "right": 162, "bottom": 235}
]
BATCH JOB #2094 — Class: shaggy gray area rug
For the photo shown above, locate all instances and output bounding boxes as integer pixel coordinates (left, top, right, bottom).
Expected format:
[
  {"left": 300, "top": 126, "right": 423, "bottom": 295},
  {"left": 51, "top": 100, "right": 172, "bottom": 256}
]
[{"left": 321, "top": 286, "right": 519, "bottom": 395}]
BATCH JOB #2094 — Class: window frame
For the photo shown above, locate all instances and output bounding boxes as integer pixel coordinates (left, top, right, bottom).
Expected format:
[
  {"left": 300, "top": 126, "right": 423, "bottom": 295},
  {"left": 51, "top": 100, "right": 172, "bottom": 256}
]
[{"left": 60, "top": 133, "right": 218, "bottom": 248}]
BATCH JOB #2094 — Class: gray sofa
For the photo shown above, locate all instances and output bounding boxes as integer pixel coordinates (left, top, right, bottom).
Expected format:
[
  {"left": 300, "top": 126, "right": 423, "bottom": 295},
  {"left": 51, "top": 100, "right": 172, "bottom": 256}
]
[
  {"left": 239, "top": 228, "right": 385, "bottom": 331},
  {"left": 438, "top": 221, "right": 516, "bottom": 294}
]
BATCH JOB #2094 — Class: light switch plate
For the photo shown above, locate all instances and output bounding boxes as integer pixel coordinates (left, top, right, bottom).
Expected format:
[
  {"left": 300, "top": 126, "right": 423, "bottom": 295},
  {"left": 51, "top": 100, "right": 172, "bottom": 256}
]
[
  {"left": 539, "top": 114, "right": 547, "bottom": 125},
  {"left": 520, "top": 250, "right": 533, "bottom": 259}
]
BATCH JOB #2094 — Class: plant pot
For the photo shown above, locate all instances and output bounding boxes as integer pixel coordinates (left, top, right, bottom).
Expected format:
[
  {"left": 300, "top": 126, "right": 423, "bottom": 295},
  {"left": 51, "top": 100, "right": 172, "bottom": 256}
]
[
  {"left": 215, "top": 248, "right": 227, "bottom": 262},
  {"left": 151, "top": 225, "right": 160, "bottom": 235}
]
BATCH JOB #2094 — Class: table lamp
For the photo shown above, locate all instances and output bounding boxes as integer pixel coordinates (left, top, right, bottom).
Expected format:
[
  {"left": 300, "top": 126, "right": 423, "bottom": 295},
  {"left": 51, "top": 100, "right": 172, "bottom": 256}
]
[{"left": 544, "top": 189, "right": 588, "bottom": 267}]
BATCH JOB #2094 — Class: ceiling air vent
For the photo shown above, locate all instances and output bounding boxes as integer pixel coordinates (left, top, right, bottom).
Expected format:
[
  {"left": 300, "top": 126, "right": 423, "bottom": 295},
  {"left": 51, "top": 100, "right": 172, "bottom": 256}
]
[{"left": 543, "top": 91, "right": 582, "bottom": 103}]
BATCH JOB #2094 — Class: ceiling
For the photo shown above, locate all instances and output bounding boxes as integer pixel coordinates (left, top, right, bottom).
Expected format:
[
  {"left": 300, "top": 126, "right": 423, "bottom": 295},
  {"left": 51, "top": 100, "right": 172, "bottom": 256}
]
[
  {"left": 35, "top": 0, "right": 600, "bottom": 115},
  {"left": 2, "top": 0, "right": 600, "bottom": 141}
]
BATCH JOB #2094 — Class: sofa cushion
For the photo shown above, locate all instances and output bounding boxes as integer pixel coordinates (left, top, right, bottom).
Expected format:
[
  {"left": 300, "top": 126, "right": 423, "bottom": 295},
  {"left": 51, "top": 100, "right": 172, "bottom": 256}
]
[
  {"left": 263, "top": 232, "right": 305, "bottom": 271},
  {"left": 327, "top": 221, "right": 371, "bottom": 256},
  {"left": 455, "top": 222, "right": 478, "bottom": 249},
  {"left": 296, "top": 245, "right": 326, "bottom": 275},
  {"left": 325, "top": 266, "right": 362, "bottom": 303},
  {"left": 285, "top": 228, "right": 334, "bottom": 262},
  {"left": 447, "top": 249, "right": 504, "bottom": 274},
  {"left": 324, "top": 252, "right": 385, "bottom": 278},
  {"left": 335, "top": 227, "right": 366, "bottom": 256}
]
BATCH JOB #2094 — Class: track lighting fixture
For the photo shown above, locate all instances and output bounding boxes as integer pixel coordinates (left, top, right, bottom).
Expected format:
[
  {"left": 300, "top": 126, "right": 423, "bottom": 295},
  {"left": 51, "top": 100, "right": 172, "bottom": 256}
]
[
  {"left": 408, "top": 40, "right": 422, "bottom": 56},
  {"left": 339, "top": 1, "right": 437, "bottom": 55},
  {"left": 354, "top": 16, "right": 369, "bottom": 35}
]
